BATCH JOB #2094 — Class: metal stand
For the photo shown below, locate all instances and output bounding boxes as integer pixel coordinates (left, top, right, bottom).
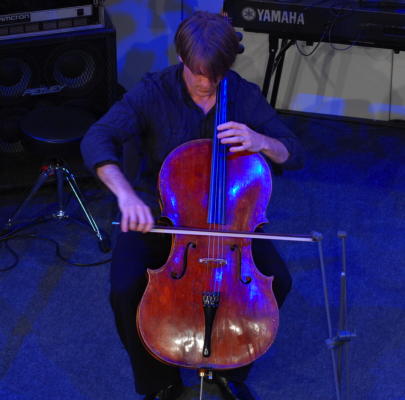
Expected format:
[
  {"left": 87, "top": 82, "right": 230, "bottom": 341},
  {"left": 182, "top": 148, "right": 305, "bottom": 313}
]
[
  {"left": 325, "top": 232, "right": 356, "bottom": 400},
  {"left": 198, "top": 369, "right": 213, "bottom": 400},
  {"left": 262, "top": 35, "right": 295, "bottom": 106},
  {"left": 3, "top": 159, "right": 110, "bottom": 253}
]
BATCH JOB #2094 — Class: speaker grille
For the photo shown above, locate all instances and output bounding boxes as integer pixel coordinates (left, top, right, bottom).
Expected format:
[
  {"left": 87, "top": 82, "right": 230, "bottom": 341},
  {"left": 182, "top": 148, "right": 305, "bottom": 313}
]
[
  {"left": 52, "top": 49, "right": 96, "bottom": 89},
  {"left": 45, "top": 45, "right": 103, "bottom": 97},
  {"left": 0, "top": 57, "right": 33, "bottom": 97}
]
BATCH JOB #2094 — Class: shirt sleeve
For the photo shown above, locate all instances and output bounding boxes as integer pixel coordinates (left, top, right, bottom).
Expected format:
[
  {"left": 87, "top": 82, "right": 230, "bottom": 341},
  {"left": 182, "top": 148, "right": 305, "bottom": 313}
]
[
  {"left": 80, "top": 81, "right": 147, "bottom": 172},
  {"left": 238, "top": 81, "right": 304, "bottom": 170}
]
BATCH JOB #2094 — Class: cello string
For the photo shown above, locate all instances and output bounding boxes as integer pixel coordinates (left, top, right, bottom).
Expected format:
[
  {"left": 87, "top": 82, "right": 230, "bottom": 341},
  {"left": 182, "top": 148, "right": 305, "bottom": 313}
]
[
  {"left": 208, "top": 77, "right": 228, "bottom": 295},
  {"left": 209, "top": 80, "right": 220, "bottom": 293},
  {"left": 215, "top": 77, "right": 227, "bottom": 294},
  {"left": 211, "top": 77, "right": 227, "bottom": 350},
  {"left": 213, "top": 80, "right": 221, "bottom": 294},
  {"left": 218, "top": 77, "right": 227, "bottom": 294}
]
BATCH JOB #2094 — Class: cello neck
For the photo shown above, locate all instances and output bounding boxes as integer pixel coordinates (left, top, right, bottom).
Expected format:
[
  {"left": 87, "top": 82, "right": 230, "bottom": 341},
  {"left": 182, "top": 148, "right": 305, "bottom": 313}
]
[{"left": 208, "top": 77, "right": 228, "bottom": 225}]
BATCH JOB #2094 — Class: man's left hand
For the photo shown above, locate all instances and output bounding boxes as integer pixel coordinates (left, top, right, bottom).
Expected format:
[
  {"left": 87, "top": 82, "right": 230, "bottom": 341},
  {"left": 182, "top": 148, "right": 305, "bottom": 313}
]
[{"left": 217, "top": 121, "right": 264, "bottom": 153}]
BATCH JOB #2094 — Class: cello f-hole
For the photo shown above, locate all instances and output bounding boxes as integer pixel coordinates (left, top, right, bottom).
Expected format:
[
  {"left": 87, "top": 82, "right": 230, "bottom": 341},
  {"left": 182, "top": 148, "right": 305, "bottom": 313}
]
[
  {"left": 170, "top": 241, "right": 196, "bottom": 280},
  {"left": 231, "top": 244, "right": 252, "bottom": 284}
]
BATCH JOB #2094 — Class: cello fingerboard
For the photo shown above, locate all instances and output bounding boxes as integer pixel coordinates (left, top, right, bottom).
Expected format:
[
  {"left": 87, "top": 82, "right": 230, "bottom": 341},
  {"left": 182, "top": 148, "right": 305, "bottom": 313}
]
[{"left": 208, "top": 77, "right": 228, "bottom": 225}]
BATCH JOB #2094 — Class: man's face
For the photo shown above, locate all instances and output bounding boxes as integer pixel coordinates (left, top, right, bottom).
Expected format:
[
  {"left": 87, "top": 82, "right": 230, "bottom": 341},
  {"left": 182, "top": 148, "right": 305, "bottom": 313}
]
[{"left": 182, "top": 63, "right": 220, "bottom": 98}]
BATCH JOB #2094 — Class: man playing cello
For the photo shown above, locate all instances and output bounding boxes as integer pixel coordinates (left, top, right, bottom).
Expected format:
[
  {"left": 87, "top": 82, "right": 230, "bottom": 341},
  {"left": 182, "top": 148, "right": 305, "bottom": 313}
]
[{"left": 81, "top": 11, "right": 303, "bottom": 400}]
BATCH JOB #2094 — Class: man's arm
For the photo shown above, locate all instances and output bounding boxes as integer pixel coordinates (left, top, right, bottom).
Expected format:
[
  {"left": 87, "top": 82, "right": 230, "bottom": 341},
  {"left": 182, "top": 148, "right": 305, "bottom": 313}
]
[
  {"left": 216, "top": 121, "right": 289, "bottom": 164},
  {"left": 97, "top": 164, "right": 154, "bottom": 232}
]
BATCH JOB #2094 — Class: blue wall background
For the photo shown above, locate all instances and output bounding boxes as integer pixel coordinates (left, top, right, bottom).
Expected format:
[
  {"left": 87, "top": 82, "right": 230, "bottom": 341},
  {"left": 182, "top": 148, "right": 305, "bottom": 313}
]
[{"left": 105, "top": 0, "right": 221, "bottom": 89}]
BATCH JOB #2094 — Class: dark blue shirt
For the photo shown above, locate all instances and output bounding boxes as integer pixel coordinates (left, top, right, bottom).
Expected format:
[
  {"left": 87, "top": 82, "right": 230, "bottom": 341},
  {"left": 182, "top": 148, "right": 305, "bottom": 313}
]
[{"left": 81, "top": 63, "right": 303, "bottom": 214}]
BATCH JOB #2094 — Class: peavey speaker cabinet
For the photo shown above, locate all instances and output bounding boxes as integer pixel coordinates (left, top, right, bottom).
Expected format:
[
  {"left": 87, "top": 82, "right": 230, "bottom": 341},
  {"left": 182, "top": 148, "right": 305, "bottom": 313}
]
[{"left": 0, "top": 11, "right": 117, "bottom": 152}]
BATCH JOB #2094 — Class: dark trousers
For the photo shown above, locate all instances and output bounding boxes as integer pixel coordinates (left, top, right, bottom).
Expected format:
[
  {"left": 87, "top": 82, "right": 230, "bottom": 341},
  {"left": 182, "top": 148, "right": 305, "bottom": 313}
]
[{"left": 110, "top": 230, "right": 292, "bottom": 395}]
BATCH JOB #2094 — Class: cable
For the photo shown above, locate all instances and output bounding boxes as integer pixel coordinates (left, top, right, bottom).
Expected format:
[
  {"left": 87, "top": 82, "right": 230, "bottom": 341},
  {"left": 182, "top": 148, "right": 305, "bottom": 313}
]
[
  {"left": 26, "top": 233, "right": 111, "bottom": 267},
  {"left": 0, "top": 240, "right": 19, "bottom": 272},
  {"left": 0, "top": 220, "right": 111, "bottom": 271},
  {"left": 295, "top": 38, "right": 324, "bottom": 57},
  {"left": 327, "top": 0, "right": 364, "bottom": 51},
  {"left": 328, "top": 17, "right": 367, "bottom": 51},
  {"left": 295, "top": 0, "right": 363, "bottom": 57}
]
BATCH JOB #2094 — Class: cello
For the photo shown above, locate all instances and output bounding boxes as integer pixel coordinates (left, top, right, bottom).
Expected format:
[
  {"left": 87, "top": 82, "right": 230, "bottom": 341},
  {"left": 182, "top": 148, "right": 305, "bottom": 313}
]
[{"left": 136, "top": 76, "right": 279, "bottom": 370}]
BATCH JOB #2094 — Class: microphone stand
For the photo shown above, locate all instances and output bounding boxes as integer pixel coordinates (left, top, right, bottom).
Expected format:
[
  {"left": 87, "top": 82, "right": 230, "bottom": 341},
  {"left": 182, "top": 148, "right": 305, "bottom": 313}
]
[{"left": 324, "top": 232, "right": 356, "bottom": 400}]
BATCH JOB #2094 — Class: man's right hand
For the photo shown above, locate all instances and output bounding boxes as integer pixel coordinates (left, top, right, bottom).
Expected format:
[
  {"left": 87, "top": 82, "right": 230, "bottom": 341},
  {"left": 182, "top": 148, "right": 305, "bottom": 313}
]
[
  {"left": 96, "top": 163, "right": 154, "bottom": 233},
  {"left": 117, "top": 190, "right": 154, "bottom": 233}
]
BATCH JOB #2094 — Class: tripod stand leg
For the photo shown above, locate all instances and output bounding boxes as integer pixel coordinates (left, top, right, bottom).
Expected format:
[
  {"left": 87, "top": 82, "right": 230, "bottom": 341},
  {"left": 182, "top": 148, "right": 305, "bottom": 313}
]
[
  {"left": 317, "top": 238, "right": 341, "bottom": 400},
  {"left": 3, "top": 168, "right": 52, "bottom": 232},
  {"left": 337, "top": 231, "right": 352, "bottom": 400},
  {"left": 61, "top": 167, "right": 111, "bottom": 253},
  {"left": 55, "top": 165, "right": 68, "bottom": 218}
]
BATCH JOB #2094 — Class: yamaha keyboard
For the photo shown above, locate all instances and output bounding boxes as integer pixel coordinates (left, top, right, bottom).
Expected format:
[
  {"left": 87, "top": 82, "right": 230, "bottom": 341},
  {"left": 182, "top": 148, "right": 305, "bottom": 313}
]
[{"left": 223, "top": 0, "right": 405, "bottom": 51}]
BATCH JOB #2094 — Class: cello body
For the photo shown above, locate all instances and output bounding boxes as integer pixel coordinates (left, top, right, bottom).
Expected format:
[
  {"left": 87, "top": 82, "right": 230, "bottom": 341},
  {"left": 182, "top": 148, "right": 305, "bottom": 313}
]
[{"left": 136, "top": 138, "right": 279, "bottom": 369}]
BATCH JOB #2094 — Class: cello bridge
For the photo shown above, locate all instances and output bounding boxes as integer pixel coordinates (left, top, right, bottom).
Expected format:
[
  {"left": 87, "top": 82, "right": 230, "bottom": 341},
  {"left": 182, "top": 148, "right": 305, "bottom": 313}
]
[{"left": 199, "top": 257, "right": 227, "bottom": 265}]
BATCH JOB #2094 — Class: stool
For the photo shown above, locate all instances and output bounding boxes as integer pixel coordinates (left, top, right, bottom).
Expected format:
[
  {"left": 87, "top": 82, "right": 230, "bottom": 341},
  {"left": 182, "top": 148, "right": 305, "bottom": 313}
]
[{"left": 3, "top": 105, "right": 110, "bottom": 252}]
